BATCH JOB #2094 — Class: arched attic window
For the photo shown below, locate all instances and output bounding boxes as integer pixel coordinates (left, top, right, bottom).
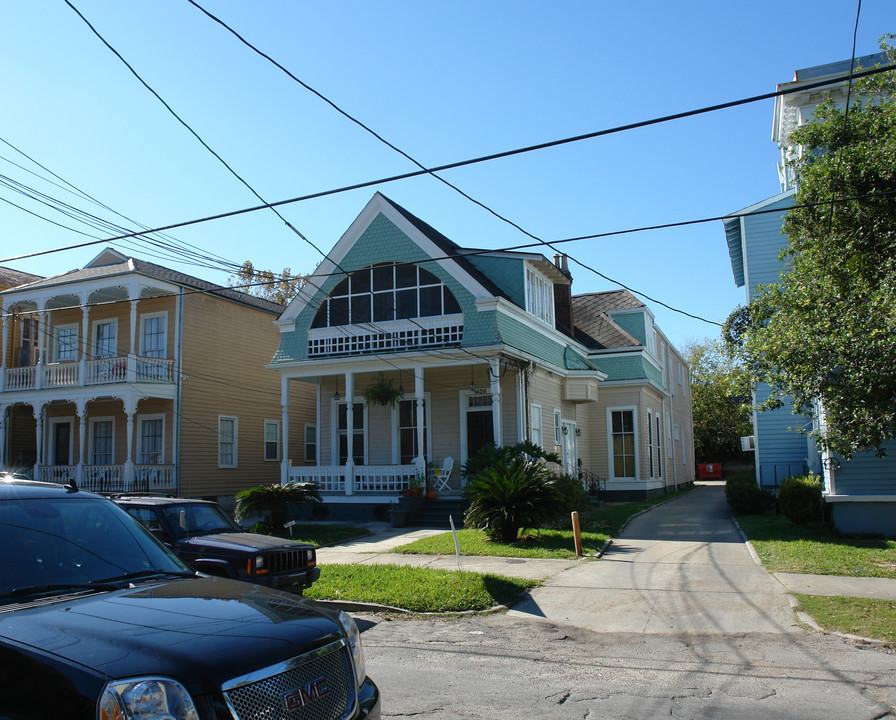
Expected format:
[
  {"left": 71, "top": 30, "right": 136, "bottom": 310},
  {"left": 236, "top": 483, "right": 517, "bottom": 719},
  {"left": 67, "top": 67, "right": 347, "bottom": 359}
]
[{"left": 311, "top": 262, "right": 461, "bottom": 328}]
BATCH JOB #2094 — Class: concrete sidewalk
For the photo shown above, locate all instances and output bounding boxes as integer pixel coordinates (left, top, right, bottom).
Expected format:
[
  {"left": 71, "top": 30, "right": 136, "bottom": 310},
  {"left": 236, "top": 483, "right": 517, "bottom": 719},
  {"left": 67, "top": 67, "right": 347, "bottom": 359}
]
[
  {"left": 316, "top": 491, "right": 896, "bottom": 604},
  {"left": 315, "top": 523, "right": 579, "bottom": 581}
]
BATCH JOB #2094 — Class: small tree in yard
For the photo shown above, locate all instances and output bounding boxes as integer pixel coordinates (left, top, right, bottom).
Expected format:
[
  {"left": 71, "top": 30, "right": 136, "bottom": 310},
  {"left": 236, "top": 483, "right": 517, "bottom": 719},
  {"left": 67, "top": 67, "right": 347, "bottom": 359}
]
[
  {"left": 463, "top": 455, "right": 565, "bottom": 543},
  {"left": 235, "top": 482, "right": 322, "bottom": 533}
]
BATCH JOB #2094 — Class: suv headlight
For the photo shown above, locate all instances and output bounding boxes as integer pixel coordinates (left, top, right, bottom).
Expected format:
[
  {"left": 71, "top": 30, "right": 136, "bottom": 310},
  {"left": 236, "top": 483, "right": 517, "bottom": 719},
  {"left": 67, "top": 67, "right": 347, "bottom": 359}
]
[
  {"left": 99, "top": 677, "right": 199, "bottom": 720},
  {"left": 337, "top": 610, "right": 366, "bottom": 689}
]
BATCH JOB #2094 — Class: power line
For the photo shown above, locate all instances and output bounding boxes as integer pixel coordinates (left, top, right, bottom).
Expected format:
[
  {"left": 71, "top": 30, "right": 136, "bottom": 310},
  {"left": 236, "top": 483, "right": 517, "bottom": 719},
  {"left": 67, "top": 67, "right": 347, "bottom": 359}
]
[{"left": 4, "top": 62, "right": 892, "bottom": 268}]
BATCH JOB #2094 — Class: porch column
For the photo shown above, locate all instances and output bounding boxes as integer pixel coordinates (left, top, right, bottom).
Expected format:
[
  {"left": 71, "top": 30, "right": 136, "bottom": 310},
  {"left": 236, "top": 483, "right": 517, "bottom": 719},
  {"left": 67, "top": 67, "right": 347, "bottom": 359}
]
[
  {"left": 128, "top": 299, "right": 138, "bottom": 382},
  {"left": 490, "top": 358, "right": 503, "bottom": 446},
  {"left": 36, "top": 305, "right": 46, "bottom": 390},
  {"left": 1, "top": 310, "right": 8, "bottom": 391},
  {"left": 79, "top": 298, "right": 89, "bottom": 387},
  {"left": 76, "top": 399, "right": 87, "bottom": 485},
  {"left": 414, "top": 367, "right": 425, "bottom": 475},
  {"left": 32, "top": 402, "right": 44, "bottom": 480},
  {"left": 124, "top": 396, "right": 137, "bottom": 486},
  {"left": 280, "top": 376, "right": 290, "bottom": 485},
  {"left": 344, "top": 372, "right": 354, "bottom": 496},
  {"left": 0, "top": 405, "right": 6, "bottom": 468}
]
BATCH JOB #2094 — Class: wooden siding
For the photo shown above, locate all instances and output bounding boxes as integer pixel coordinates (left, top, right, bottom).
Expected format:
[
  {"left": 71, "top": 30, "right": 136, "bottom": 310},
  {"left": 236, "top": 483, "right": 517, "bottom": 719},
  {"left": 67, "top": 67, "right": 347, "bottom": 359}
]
[
  {"left": 834, "top": 440, "right": 896, "bottom": 495},
  {"left": 178, "top": 293, "right": 290, "bottom": 498}
]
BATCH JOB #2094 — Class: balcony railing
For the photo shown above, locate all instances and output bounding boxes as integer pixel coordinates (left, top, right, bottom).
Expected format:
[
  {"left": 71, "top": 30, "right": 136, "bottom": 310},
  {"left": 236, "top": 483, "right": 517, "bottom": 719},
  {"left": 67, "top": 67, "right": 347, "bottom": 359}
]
[
  {"left": 287, "top": 464, "right": 419, "bottom": 494},
  {"left": 38, "top": 464, "right": 176, "bottom": 494},
  {"left": 2, "top": 356, "right": 176, "bottom": 391},
  {"left": 307, "top": 316, "right": 463, "bottom": 358}
]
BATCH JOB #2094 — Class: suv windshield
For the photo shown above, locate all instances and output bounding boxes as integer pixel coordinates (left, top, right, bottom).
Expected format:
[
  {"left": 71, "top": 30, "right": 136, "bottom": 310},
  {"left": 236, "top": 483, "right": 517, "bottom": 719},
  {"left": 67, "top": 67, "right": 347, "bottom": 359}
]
[
  {"left": 0, "top": 495, "right": 189, "bottom": 597},
  {"left": 159, "top": 502, "right": 242, "bottom": 538}
]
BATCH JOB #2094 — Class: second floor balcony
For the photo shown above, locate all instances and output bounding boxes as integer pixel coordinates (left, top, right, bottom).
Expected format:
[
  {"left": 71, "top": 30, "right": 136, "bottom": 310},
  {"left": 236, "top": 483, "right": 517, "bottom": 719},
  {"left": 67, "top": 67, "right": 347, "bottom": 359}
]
[
  {"left": 4, "top": 355, "right": 176, "bottom": 392},
  {"left": 307, "top": 315, "right": 464, "bottom": 358}
]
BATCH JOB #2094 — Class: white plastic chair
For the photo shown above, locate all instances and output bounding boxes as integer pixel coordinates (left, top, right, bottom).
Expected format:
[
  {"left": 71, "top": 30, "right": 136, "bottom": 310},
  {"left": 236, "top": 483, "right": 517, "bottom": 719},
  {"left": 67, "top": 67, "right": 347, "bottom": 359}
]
[{"left": 431, "top": 457, "right": 453, "bottom": 491}]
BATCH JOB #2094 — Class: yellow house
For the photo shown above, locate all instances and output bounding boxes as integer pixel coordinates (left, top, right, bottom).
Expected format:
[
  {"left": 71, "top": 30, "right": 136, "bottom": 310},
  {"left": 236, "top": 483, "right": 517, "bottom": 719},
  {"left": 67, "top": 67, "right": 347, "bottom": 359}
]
[{"left": 0, "top": 249, "right": 314, "bottom": 502}]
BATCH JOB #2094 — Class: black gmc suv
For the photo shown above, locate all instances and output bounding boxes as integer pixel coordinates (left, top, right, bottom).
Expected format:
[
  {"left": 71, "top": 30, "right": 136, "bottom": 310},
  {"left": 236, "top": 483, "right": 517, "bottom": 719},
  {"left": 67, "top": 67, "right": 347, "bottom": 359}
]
[
  {"left": 0, "top": 479, "right": 380, "bottom": 720},
  {"left": 112, "top": 495, "right": 320, "bottom": 594}
]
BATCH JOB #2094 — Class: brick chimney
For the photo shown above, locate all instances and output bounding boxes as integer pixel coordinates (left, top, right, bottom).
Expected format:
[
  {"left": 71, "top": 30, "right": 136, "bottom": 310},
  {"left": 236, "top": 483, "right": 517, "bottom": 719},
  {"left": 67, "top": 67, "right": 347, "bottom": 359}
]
[{"left": 553, "top": 254, "right": 574, "bottom": 338}]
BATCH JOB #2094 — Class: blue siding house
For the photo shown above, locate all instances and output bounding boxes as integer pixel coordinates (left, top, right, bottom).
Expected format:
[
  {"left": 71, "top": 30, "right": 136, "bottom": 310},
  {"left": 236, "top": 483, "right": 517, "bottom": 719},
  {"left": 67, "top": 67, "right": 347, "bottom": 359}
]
[{"left": 724, "top": 54, "right": 896, "bottom": 535}]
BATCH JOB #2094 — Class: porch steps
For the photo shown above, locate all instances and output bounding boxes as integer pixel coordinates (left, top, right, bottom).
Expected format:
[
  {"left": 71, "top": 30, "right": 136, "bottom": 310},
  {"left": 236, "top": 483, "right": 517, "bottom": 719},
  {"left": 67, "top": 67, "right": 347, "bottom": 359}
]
[{"left": 407, "top": 497, "right": 467, "bottom": 528}]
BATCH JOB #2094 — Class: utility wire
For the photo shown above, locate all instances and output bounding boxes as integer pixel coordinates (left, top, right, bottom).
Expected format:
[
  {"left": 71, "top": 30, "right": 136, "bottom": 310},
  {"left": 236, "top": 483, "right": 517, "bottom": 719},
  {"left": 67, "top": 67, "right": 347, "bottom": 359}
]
[{"left": 4, "top": 63, "right": 892, "bottom": 268}]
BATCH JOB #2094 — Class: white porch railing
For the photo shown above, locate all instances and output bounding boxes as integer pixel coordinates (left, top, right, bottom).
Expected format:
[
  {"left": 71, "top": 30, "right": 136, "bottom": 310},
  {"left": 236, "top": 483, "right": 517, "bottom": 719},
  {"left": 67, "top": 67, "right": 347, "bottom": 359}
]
[
  {"left": 40, "top": 465, "right": 77, "bottom": 484},
  {"left": 5, "top": 366, "right": 36, "bottom": 390},
  {"left": 85, "top": 357, "right": 128, "bottom": 385},
  {"left": 38, "top": 464, "right": 176, "bottom": 494},
  {"left": 135, "top": 464, "right": 175, "bottom": 492},
  {"left": 3, "top": 356, "right": 175, "bottom": 392},
  {"left": 43, "top": 362, "right": 80, "bottom": 388},
  {"left": 288, "top": 464, "right": 419, "bottom": 493},
  {"left": 307, "top": 316, "right": 463, "bottom": 357},
  {"left": 136, "top": 357, "right": 175, "bottom": 383}
]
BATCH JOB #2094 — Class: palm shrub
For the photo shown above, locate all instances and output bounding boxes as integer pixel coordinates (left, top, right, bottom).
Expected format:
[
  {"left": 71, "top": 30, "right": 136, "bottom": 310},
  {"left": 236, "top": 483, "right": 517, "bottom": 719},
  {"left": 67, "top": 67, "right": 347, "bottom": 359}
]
[
  {"left": 778, "top": 473, "right": 823, "bottom": 525},
  {"left": 235, "top": 482, "right": 322, "bottom": 533},
  {"left": 463, "top": 455, "right": 564, "bottom": 543}
]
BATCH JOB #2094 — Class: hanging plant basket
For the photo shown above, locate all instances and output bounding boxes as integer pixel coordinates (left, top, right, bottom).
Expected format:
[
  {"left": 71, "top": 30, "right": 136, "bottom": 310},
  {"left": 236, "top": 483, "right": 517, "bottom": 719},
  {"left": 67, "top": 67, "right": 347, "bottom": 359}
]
[{"left": 361, "top": 374, "right": 403, "bottom": 407}]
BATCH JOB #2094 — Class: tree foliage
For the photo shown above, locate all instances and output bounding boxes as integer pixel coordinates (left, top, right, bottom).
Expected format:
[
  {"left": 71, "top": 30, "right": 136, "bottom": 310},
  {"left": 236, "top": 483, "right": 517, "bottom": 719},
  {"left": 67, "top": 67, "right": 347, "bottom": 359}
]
[
  {"left": 683, "top": 338, "right": 753, "bottom": 462},
  {"left": 228, "top": 260, "right": 307, "bottom": 305},
  {"left": 725, "top": 38, "right": 896, "bottom": 458}
]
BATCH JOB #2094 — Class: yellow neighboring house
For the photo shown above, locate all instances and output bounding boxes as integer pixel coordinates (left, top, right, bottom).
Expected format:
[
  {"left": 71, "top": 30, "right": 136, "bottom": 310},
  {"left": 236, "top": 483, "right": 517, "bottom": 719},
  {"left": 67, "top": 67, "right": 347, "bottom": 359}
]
[{"left": 0, "top": 248, "right": 314, "bottom": 502}]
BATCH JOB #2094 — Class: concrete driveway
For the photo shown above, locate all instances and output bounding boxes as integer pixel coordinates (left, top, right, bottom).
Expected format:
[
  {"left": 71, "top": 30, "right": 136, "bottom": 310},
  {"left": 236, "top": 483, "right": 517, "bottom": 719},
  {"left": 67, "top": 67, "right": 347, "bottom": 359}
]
[{"left": 508, "top": 482, "right": 801, "bottom": 634}]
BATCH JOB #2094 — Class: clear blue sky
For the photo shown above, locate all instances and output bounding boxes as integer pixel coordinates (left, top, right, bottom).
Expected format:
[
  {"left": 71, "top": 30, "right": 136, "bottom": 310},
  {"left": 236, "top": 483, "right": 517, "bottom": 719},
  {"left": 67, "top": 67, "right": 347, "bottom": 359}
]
[{"left": 2, "top": 1, "right": 893, "bottom": 348}]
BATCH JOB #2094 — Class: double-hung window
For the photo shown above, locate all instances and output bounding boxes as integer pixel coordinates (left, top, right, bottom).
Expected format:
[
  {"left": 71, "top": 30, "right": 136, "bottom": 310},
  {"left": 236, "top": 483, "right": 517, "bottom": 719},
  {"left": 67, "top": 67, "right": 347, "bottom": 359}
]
[
  {"left": 304, "top": 424, "right": 317, "bottom": 463},
  {"left": 139, "top": 416, "right": 164, "bottom": 465},
  {"left": 219, "top": 416, "right": 237, "bottom": 468},
  {"left": 264, "top": 420, "right": 280, "bottom": 462},
  {"left": 526, "top": 267, "right": 554, "bottom": 326},
  {"left": 141, "top": 313, "right": 166, "bottom": 358},
  {"left": 94, "top": 320, "right": 117, "bottom": 358},
  {"left": 610, "top": 409, "right": 636, "bottom": 479},
  {"left": 54, "top": 325, "right": 78, "bottom": 362},
  {"left": 530, "top": 404, "right": 543, "bottom": 449},
  {"left": 90, "top": 419, "right": 114, "bottom": 466}
]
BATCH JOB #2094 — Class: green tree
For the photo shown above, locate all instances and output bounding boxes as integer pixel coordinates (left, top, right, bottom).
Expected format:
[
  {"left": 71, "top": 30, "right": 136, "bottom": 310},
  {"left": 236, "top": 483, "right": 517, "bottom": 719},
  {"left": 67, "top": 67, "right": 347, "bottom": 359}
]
[
  {"left": 726, "top": 38, "right": 896, "bottom": 458},
  {"left": 683, "top": 338, "right": 753, "bottom": 462},
  {"left": 228, "top": 260, "right": 307, "bottom": 305}
]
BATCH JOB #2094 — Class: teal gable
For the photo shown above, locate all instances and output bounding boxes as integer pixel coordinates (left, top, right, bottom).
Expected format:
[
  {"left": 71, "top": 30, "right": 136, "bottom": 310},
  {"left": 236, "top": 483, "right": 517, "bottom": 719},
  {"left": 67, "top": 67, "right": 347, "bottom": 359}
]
[
  {"left": 590, "top": 354, "right": 660, "bottom": 384},
  {"left": 273, "top": 212, "right": 487, "bottom": 363}
]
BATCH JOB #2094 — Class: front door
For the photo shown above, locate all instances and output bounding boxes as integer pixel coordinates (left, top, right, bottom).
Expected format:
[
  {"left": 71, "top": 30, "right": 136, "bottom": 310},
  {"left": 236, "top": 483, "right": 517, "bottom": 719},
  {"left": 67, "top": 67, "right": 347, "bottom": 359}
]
[
  {"left": 51, "top": 420, "right": 72, "bottom": 466},
  {"left": 466, "top": 409, "right": 494, "bottom": 462}
]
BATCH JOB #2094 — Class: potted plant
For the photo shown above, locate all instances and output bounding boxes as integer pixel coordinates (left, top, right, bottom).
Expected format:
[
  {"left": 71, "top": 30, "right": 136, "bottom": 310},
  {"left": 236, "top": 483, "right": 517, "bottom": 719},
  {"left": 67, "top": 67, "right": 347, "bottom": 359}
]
[
  {"left": 361, "top": 374, "right": 403, "bottom": 407},
  {"left": 402, "top": 474, "right": 424, "bottom": 498},
  {"left": 388, "top": 501, "right": 408, "bottom": 528}
]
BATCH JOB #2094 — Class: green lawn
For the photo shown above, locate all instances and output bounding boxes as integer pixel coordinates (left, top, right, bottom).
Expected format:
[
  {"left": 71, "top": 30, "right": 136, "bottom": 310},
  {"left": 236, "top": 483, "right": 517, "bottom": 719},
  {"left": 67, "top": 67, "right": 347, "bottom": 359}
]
[
  {"left": 264, "top": 523, "right": 371, "bottom": 547},
  {"left": 393, "top": 487, "right": 695, "bottom": 559},
  {"left": 794, "top": 594, "right": 896, "bottom": 644},
  {"left": 304, "top": 563, "right": 538, "bottom": 613},
  {"left": 736, "top": 514, "right": 896, "bottom": 579},
  {"left": 736, "top": 513, "right": 896, "bottom": 644}
]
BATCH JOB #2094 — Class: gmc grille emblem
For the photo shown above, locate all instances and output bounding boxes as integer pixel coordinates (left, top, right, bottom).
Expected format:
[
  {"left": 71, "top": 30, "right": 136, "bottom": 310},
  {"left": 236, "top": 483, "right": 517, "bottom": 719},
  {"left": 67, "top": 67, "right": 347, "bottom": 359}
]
[{"left": 282, "top": 677, "right": 330, "bottom": 711}]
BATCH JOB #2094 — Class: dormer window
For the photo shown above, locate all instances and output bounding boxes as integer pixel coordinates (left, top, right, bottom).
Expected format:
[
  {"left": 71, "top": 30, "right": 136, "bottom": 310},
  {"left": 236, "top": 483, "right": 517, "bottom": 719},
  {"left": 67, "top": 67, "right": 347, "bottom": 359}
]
[
  {"left": 312, "top": 263, "right": 460, "bottom": 328},
  {"left": 526, "top": 267, "right": 554, "bottom": 326}
]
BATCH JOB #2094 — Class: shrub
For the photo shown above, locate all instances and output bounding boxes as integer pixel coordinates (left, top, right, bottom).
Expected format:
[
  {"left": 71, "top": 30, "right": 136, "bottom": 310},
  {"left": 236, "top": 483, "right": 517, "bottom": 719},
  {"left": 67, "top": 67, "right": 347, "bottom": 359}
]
[
  {"left": 725, "top": 472, "right": 774, "bottom": 514},
  {"left": 552, "top": 474, "right": 586, "bottom": 515},
  {"left": 464, "top": 456, "right": 564, "bottom": 543},
  {"left": 779, "top": 473, "right": 823, "bottom": 525},
  {"left": 235, "top": 482, "right": 322, "bottom": 532}
]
